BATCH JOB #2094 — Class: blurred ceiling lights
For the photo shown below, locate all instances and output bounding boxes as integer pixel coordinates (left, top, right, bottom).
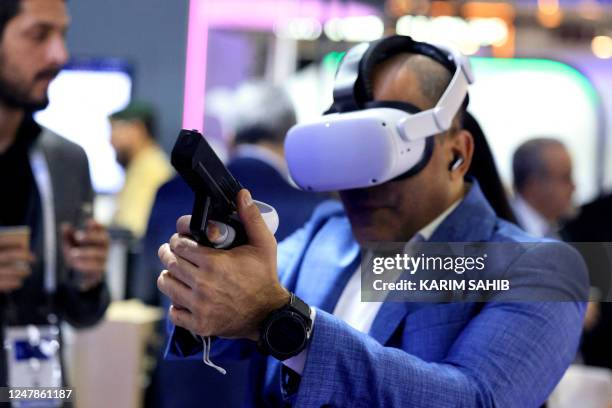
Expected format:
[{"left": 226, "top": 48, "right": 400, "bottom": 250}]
[
  {"left": 396, "top": 15, "right": 509, "bottom": 55},
  {"left": 591, "top": 35, "right": 612, "bottom": 59},
  {"left": 274, "top": 15, "right": 385, "bottom": 42},
  {"left": 537, "top": 0, "right": 564, "bottom": 28},
  {"left": 324, "top": 15, "right": 385, "bottom": 41},
  {"left": 275, "top": 18, "right": 323, "bottom": 41}
]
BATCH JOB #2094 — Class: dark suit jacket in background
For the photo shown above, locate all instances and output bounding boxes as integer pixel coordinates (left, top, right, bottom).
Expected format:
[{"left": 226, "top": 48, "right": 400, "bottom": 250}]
[
  {"left": 0, "top": 127, "right": 110, "bottom": 386},
  {"left": 227, "top": 155, "right": 328, "bottom": 242}
]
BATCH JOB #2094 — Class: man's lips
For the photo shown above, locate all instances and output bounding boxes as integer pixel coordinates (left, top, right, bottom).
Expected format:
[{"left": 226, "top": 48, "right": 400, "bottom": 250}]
[{"left": 35, "top": 69, "right": 61, "bottom": 82}]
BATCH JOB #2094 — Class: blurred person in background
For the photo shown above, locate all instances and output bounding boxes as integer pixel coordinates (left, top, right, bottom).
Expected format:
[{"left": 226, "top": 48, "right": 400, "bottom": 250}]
[
  {"left": 511, "top": 138, "right": 575, "bottom": 238},
  {"left": 511, "top": 139, "right": 606, "bottom": 369},
  {"left": 227, "top": 80, "right": 328, "bottom": 241},
  {"left": 0, "top": 0, "right": 109, "bottom": 387},
  {"left": 109, "top": 101, "right": 173, "bottom": 238},
  {"left": 563, "top": 191, "right": 612, "bottom": 371}
]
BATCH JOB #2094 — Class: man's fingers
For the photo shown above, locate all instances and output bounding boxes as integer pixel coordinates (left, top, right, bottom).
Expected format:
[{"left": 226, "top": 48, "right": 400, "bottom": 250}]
[
  {"left": 63, "top": 220, "right": 109, "bottom": 248},
  {"left": 70, "top": 263, "right": 104, "bottom": 276},
  {"left": 85, "top": 219, "right": 105, "bottom": 231},
  {"left": 176, "top": 215, "right": 192, "bottom": 236},
  {"left": 168, "top": 305, "right": 199, "bottom": 332},
  {"left": 159, "top": 243, "right": 204, "bottom": 287},
  {"left": 0, "top": 241, "right": 27, "bottom": 251},
  {"left": 0, "top": 249, "right": 35, "bottom": 265},
  {"left": 68, "top": 247, "right": 107, "bottom": 262},
  {"left": 157, "top": 272, "right": 196, "bottom": 312},
  {"left": 167, "top": 234, "right": 219, "bottom": 272},
  {"left": 236, "top": 189, "right": 274, "bottom": 248},
  {"left": 206, "top": 221, "right": 223, "bottom": 243},
  {"left": 60, "top": 223, "right": 74, "bottom": 240},
  {"left": 66, "top": 245, "right": 107, "bottom": 276},
  {"left": 74, "top": 229, "right": 109, "bottom": 247}
]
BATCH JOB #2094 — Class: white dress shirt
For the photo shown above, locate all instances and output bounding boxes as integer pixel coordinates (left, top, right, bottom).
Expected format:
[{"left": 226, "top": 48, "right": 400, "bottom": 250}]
[{"left": 511, "top": 195, "right": 556, "bottom": 238}]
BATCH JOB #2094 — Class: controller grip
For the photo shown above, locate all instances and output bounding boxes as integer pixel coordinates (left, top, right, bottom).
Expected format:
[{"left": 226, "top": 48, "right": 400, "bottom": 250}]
[{"left": 189, "top": 197, "right": 278, "bottom": 249}]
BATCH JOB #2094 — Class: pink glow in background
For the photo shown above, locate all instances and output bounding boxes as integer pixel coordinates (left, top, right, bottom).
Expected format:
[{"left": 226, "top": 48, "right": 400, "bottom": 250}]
[{"left": 182, "top": 0, "right": 378, "bottom": 132}]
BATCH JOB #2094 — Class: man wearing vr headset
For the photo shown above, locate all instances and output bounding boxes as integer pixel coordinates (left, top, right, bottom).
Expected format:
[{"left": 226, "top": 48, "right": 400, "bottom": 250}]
[{"left": 158, "top": 35, "right": 587, "bottom": 407}]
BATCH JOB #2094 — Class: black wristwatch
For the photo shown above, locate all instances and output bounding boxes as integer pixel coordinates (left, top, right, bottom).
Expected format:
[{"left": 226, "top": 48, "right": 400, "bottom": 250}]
[{"left": 257, "top": 292, "right": 313, "bottom": 361}]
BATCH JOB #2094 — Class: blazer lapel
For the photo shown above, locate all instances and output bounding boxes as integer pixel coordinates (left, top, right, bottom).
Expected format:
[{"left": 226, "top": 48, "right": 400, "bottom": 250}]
[
  {"left": 294, "top": 215, "right": 361, "bottom": 313},
  {"left": 369, "top": 181, "right": 498, "bottom": 345}
]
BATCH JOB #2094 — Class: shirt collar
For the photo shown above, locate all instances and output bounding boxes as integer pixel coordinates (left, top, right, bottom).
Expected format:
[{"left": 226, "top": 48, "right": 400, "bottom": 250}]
[
  {"left": 511, "top": 194, "right": 552, "bottom": 237},
  {"left": 232, "top": 144, "right": 288, "bottom": 178},
  {"left": 416, "top": 197, "right": 463, "bottom": 241}
]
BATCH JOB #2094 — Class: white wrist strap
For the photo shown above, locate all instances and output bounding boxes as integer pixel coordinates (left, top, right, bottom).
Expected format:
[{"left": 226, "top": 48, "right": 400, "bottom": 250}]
[{"left": 200, "top": 335, "right": 227, "bottom": 375}]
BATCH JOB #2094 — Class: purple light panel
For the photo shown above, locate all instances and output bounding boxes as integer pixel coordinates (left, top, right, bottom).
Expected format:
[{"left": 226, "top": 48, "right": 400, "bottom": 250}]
[{"left": 183, "top": 0, "right": 378, "bottom": 131}]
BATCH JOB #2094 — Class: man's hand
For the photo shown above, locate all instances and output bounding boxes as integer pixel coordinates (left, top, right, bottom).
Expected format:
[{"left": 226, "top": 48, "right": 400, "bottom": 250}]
[
  {"left": 61, "top": 219, "right": 109, "bottom": 291},
  {"left": 0, "top": 243, "right": 34, "bottom": 293},
  {"left": 157, "top": 189, "right": 290, "bottom": 341},
  {"left": 583, "top": 301, "right": 600, "bottom": 331}
]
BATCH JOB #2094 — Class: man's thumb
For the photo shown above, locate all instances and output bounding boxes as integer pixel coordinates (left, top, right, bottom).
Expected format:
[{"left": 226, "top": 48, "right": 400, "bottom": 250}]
[{"left": 236, "top": 189, "right": 272, "bottom": 247}]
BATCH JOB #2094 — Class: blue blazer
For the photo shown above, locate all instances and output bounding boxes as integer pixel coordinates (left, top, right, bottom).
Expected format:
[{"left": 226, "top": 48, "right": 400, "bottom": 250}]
[{"left": 167, "top": 182, "right": 588, "bottom": 407}]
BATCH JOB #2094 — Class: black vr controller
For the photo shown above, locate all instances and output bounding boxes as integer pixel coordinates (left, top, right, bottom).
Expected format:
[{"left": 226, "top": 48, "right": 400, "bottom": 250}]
[
  {"left": 171, "top": 129, "right": 246, "bottom": 248},
  {"left": 171, "top": 129, "right": 278, "bottom": 249}
]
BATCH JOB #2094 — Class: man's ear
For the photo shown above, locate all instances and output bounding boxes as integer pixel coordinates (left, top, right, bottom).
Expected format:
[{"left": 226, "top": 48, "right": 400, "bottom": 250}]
[
  {"left": 449, "top": 129, "right": 474, "bottom": 179},
  {"left": 135, "top": 121, "right": 152, "bottom": 140}
]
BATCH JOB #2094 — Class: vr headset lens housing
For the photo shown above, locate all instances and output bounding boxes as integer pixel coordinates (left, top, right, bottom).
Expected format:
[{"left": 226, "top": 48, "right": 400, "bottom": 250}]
[
  {"left": 285, "top": 36, "right": 474, "bottom": 192},
  {"left": 285, "top": 108, "right": 427, "bottom": 192}
]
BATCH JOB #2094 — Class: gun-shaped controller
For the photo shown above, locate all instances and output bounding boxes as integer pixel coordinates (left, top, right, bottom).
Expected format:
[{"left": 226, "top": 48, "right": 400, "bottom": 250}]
[
  {"left": 170, "top": 129, "right": 280, "bottom": 375},
  {"left": 171, "top": 129, "right": 278, "bottom": 248}
]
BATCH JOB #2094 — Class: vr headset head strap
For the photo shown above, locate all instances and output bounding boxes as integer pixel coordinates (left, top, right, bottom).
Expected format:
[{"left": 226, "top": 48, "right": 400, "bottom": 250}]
[
  {"left": 331, "top": 42, "right": 370, "bottom": 113},
  {"left": 330, "top": 35, "right": 471, "bottom": 118}
]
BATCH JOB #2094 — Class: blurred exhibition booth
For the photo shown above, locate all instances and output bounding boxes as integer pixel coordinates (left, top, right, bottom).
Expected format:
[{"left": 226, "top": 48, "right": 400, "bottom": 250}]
[{"left": 32, "top": 0, "right": 612, "bottom": 407}]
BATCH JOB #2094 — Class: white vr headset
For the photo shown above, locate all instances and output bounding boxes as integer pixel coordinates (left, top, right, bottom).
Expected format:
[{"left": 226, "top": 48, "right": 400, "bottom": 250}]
[{"left": 285, "top": 35, "right": 475, "bottom": 192}]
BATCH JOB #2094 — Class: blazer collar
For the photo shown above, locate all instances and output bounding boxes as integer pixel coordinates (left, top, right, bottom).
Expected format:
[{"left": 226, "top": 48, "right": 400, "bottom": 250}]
[
  {"left": 369, "top": 181, "right": 499, "bottom": 344},
  {"left": 429, "top": 181, "right": 498, "bottom": 243}
]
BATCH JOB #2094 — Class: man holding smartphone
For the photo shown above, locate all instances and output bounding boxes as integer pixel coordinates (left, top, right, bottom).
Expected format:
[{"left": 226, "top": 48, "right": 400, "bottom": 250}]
[{"left": 0, "top": 0, "right": 110, "bottom": 389}]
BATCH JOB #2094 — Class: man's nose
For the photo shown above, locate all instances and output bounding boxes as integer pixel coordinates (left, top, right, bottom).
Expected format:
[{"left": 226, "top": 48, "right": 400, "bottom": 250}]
[{"left": 47, "top": 34, "right": 70, "bottom": 67}]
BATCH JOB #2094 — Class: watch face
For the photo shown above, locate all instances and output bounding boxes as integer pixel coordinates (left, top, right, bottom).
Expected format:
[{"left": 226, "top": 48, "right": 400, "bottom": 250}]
[{"left": 267, "top": 312, "right": 307, "bottom": 356}]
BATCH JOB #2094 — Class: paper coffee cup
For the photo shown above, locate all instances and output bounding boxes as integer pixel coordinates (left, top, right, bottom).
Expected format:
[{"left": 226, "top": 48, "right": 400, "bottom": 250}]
[{"left": 0, "top": 226, "right": 31, "bottom": 249}]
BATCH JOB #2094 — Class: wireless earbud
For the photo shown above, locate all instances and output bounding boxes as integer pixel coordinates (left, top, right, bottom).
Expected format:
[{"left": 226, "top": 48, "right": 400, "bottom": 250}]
[{"left": 449, "top": 155, "right": 464, "bottom": 171}]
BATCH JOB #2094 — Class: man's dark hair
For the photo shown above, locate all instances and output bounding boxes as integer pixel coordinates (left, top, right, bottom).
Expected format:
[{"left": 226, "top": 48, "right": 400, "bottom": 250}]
[
  {"left": 396, "top": 53, "right": 465, "bottom": 129},
  {"left": 110, "top": 101, "right": 158, "bottom": 139},
  {"left": 0, "top": 0, "right": 21, "bottom": 40},
  {"left": 0, "top": 0, "right": 67, "bottom": 41},
  {"left": 513, "top": 138, "right": 564, "bottom": 193}
]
